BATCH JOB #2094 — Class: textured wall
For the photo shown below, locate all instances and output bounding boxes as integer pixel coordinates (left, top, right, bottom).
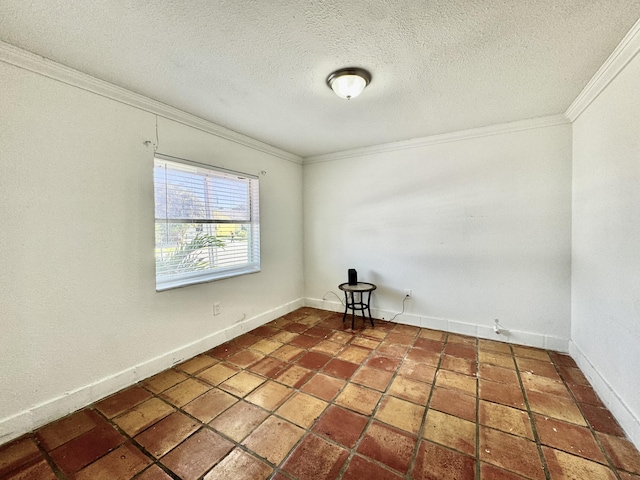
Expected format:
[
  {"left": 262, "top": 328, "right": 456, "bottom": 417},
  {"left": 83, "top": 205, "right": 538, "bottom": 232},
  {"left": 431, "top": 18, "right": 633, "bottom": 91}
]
[
  {"left": 571, "top": 51, "right": 640, "bottom": 448},
  {"left": 303, "top": 123, "right": 572, "bottom": 347},
  {"left": 0, "top": 61, "right": 304, "bottom": 443}
]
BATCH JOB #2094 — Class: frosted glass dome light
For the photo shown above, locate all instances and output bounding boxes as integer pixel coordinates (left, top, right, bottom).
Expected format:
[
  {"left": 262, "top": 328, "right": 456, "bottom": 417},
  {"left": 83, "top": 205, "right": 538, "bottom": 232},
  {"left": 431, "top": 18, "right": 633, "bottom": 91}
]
[{"left": 327, "top": 68, "right": 371, "bottom": 100}]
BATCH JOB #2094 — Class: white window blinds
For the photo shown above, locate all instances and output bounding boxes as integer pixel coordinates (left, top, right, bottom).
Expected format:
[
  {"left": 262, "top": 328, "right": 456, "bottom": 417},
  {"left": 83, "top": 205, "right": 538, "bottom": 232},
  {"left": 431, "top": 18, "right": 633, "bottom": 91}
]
[{"left": 154, "top": 155, "right": 260, "bottom": 291}]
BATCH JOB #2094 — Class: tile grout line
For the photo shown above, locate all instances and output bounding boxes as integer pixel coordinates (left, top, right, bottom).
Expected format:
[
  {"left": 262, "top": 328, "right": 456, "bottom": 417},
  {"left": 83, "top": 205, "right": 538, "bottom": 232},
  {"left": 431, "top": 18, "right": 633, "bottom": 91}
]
[
  {"left": 551, "top": 357, "right": 623, "bottom": 480},
  {"left": 333, "top": 320, "right": 418, "bottom": 480},
  {"left": 511, "top": 345, "right": 551, "bottom": 480},
  {"left": 404, "top": 330, "right": 449, "bottom": 480},
  {"left": 9, "top": 308, "right": 634, "bottom": 480}
]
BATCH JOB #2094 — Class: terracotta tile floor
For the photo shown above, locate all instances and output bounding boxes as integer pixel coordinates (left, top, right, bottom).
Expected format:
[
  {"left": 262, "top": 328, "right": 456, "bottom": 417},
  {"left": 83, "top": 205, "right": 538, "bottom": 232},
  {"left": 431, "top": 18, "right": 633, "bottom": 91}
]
[{"left": 2, "top": 307, "right": 640, "bottom": 480}]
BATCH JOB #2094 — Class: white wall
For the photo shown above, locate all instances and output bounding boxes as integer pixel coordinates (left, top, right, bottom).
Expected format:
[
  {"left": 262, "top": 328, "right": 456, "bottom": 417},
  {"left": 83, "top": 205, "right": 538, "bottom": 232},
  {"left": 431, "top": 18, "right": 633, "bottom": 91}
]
[
  {"left": 0, "top": 61, "right": 304, "bottom": 443},
  {"left": 304, "top": 122, "right": 572, "bottom": 349},
  {"left": 571, "top": 51, "right": 640, "bottom": 447}
]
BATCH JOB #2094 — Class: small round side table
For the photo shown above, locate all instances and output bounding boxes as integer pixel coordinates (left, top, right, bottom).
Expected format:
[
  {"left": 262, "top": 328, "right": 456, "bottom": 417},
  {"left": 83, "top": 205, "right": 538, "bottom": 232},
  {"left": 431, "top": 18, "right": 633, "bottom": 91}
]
[{"left": 338, "top": 282, "right": 377, "bottom": 329}]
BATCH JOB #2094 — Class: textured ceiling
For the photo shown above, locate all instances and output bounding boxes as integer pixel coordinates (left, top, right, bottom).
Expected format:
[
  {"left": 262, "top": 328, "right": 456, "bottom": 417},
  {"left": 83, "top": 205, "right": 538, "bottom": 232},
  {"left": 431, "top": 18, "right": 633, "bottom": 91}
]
[{"left": 1, "top": 1, "right": 639, "bottom": 158}]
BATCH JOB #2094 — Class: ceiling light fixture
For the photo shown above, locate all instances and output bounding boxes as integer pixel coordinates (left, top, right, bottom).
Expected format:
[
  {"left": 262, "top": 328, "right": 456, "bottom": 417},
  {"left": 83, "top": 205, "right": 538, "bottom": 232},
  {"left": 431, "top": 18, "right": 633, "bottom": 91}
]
[{"left": 326, "top": 68, "right": 371, "bottom": 100}]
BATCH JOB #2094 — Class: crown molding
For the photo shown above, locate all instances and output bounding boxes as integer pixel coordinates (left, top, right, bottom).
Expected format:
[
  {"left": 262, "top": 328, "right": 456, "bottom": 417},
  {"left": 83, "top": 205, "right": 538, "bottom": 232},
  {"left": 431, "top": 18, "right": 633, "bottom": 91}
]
[
  {"left": 565, "top": 17, "right": 640, "bottom": 122},
  {"left": 0, "top": 41, "right": 303, "bottom": 165},
  {"left": 303, "top": 114, "right": 570, "bottom": 164}
]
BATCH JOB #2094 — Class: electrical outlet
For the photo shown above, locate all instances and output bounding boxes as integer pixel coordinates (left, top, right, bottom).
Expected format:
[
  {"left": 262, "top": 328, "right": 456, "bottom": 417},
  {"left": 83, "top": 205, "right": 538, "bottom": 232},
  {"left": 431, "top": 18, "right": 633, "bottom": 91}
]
[
  {"left": 405, "top": 289, "right": 412, "bottom": 297},
  {"left": 213, "top": 302, "right": 221, "bottom": 316}
]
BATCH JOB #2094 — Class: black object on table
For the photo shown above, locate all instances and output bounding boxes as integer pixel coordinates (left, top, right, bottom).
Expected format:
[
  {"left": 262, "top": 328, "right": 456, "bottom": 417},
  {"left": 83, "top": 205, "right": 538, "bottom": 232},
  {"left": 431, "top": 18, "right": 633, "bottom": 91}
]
[{"left": 338, "top": 282, "right": 377, "bottom": 329}]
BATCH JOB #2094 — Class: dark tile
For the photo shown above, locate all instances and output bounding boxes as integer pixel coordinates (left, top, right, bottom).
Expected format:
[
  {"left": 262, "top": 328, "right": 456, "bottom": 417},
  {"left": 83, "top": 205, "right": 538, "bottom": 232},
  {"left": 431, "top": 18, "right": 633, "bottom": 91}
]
[
  {"left": 203, "top": 448, "right": 272, "bottom": 480},
  {"left": 549, "top": 351, "right": 578, "bottom": 368},
  {"left": 479, "top": 426, "right": 545, "bottom": 480},
  {"left": 134, "top": 411, "right": 199, "bottom": 458},
  {"left": 558, "top": 365, "right": 590, "bottom": 386},
  {"left": 480, "top": 462, "right": 531, "bottom": 479},
  {"left": 0, "top": 438, "right": 42, "bottom": 477},
  {"left": 312, "top": 405, "right": 368, "bottom": 448},
  {"left": 4, "top": 459, "right": 57, "bottom": 480},
  {"left": 479, "top": 379, "right": 526, "bottom": 410},
  {"left": 74, "top": 442, "right": 152, "bottom": 480},
  {"left": 232, "top": 333, "right": 261, "bottom": 348},
  {"left": 597, "top": 432, "right": 640, "bottom": 474},
  {"left": 429, "top": 387, "right": 477, "bottom": 422},
  {"left": 534, "top": 414, "right": 605, "bottom": 463},
  {"left": 304, "top": 326, "right": 334, "bottom": 338},
  {"left": 36, "top": 409, "right": 104, "bottom": 451},
  {"left": 94, "top": 386, "right": 152, "bottom": 418},
  {"left": 619, "top": 471, "right": 640, "bottom": 479},
  {"left": 207, "top": 342, "right": 243, "bottom": 359},
  {"left": 321, "top": 358, "right": 359, "bottom": 379},
  {"left": 301, "top": 373, "right": 346, "bottom": 401},
  {"left": 365, "top": 354, "right": 402, "bottom": 372},
  {"left": 290, "top": 334, "right": 321, "bottom": 349},
  {"left": 160, "top": 428, "right": 233, "bottom": 480},
  {"left": 357, "top": 422, "right": 415, "bottom": 474},
  {"left": 543, "top": 445, "right": 617, "bottom": 480},
  {"left": 250, "top": 326, "right": 279, "bottom": 337},
  {"left": 136, "top": 465, "right": 174, "bottom": 480},
  {"left": 412, "top": 440, "right": 475, "bottom": 480},
  {"left": 568, "top": 383, "right": 605, "bottom": 407},
  {"left": 283, "top": 322, "right": 310, "bottom": 334},
  {"left": 296, "top": 351, "right": 332, "bottom": 370},
  {"left": 412, "top": 337, "right": 443, "bottom": 352},
  {"left": 443, "top": 343, "right": 476, "bottom": 360},
  {"left": 282, "top": 433, "right": 349, "bottom": 480},
  {"left": 342, "top": 455, "right": 404, "bottom": 480},
  {"left": 50, "top": 421, "right": 125, "bottom": 475}
]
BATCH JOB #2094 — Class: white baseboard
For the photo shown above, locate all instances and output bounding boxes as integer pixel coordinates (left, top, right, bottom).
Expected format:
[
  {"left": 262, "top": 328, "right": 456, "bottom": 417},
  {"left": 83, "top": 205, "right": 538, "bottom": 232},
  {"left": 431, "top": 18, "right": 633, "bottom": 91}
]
[
  {"left": 305, "top": 297, "right": 569, "bottom": 352},
  {"left": 569, "top": 341, "right": 640, "bottom": 450},
  {"left": 0, "top": 298, "right": 303, "bottom": 446}
]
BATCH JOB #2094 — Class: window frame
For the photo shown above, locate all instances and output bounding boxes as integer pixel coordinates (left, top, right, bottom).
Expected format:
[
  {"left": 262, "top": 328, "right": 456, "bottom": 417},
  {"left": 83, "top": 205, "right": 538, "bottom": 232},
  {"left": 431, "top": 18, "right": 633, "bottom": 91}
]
[{"left": 153, "top": 153, "right": 260, "bottom": 291}]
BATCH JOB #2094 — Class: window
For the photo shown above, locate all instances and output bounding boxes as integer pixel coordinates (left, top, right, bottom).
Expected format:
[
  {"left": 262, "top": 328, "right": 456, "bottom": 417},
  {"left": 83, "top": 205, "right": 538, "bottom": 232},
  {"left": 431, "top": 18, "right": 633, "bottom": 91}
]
[{"left": 154, "top": 154, "right": 260, "bottom": 291}]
